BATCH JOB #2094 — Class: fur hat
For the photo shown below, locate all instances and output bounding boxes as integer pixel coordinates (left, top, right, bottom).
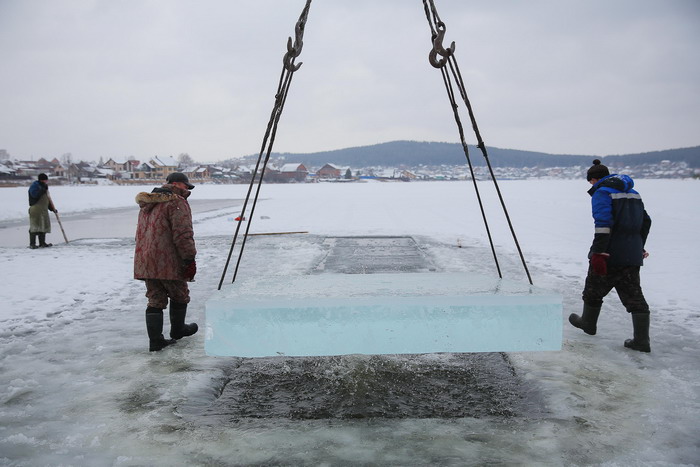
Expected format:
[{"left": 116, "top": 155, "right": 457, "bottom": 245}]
[{"left": 586, "top": 159, "right": 609, "bottom": 181}]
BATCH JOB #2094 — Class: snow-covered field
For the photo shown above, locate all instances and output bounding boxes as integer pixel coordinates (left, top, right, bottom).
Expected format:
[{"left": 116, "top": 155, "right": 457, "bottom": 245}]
[{"left": 0, "top": 179, "right": 698, "bottom": 465}]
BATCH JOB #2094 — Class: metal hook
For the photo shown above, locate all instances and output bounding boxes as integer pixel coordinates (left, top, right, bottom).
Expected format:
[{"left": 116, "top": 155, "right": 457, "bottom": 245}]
[
  {"left": 428, "top": 22, "right": 455, "bottom": 68},
  {"left": 283, "top": 9, "right": 309, "bottom": 72},
  {"left": 283, "top": 37, "right": 303, "bottom": 72}
]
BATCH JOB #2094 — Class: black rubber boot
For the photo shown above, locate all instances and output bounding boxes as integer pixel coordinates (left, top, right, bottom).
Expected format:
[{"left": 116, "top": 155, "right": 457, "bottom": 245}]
[
  {"left": 568, "top": 304, "right": 601, "bottom": 335},
  {"left": 169, "top": 302, "right": 198, "bottom": 340},
  {"left": 29, "top": 233, "right": 38, "bottom": 249},
  {"left": 38, "top": 233, "right": 52, "bottom": 248},
  {"left": 146, "top": 307, "right": 177, "bottom": 352},
  {"left": 624, "top": 313, "right": 651, "bottom": 353}
]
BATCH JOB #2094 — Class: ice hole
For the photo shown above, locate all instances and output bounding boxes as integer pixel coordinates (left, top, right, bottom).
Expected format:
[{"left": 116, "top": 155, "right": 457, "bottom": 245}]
[{"left": 184, "top": 353, "right": 548, "bottom": 422}]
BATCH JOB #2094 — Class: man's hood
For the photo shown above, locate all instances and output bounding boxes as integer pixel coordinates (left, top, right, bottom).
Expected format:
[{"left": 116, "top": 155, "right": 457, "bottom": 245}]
[
  {"left": 135, "top": 184, "right": 189, "bottom": 212},
  {"left": 135, "top": 191, "right": 177, "bottom": 212},
  {"left": 589, "top": 174, "right": 635, "bottom": 195}
]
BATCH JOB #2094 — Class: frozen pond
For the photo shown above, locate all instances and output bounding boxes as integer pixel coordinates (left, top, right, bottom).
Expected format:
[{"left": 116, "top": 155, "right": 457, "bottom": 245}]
[{"left": 1, "top": 180, "right": 698, "bottom": 465}]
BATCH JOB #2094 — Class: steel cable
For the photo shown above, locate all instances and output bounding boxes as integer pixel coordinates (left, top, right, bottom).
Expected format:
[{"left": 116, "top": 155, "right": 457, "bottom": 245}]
[
  {"left": 218, "top": 0, "right": 312, "bottom": 289},
  {"left": 423, "top": 0, "right": 533, "bottom": 284}
]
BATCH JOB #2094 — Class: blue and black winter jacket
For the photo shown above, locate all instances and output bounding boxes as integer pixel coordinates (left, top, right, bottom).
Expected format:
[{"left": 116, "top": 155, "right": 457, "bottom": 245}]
[
  {"left": 28, "top": 180, "right": 48, "bottom": 206},
  {"left": 588, "top": 174, "right": 651, "bottom": 267}
]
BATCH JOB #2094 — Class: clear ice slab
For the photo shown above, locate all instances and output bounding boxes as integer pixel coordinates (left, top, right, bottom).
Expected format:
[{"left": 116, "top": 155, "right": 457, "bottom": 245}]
[{"left": 205, "top": 272, "right": 562, "bottom": 357}]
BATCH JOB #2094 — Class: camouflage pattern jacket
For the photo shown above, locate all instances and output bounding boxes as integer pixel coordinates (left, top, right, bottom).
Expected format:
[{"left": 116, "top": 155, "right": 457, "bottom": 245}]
[{"left": 134, "top": 184, "right": 196, "bottom": 281}]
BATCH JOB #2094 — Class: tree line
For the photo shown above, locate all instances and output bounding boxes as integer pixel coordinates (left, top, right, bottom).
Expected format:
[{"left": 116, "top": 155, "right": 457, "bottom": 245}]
[{"left": 236, "top": 141, "right": 700, "bottom": 169}]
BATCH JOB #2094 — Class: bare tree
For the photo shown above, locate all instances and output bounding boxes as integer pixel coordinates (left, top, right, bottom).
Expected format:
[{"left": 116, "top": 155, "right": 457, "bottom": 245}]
[{"left": 178, "top": 153, "right": 195, "bottom": 166}]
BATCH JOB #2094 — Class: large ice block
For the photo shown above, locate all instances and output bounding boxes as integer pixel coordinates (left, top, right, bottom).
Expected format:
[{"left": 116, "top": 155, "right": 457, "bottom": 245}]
[{"left": 205, "top": 272, "right": 562, "bottom": 357}]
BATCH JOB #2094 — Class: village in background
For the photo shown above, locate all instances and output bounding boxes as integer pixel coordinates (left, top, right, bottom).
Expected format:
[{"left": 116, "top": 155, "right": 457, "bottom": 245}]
[
  {"left": 0, "top": 151, "right": 357, "bottom": 186},
  {"left": 1, "top": 144, "right": 698, "bottom": 186}
]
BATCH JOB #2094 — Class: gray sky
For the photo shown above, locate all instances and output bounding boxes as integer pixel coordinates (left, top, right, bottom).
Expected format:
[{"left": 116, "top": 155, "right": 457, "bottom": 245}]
[{"left": 1, "top": 0, "right": 699, "bottom": 163}]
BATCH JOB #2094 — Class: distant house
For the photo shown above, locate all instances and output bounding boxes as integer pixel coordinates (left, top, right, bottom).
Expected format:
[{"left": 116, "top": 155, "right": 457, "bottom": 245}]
[
  {"left": 182, "top": 165, "right": 212, "bottom": 180},
  {"left": 194, "top": 166, "right": 211, "bottom": 179},
  {"left": 181, "top": 165, "right": 198, "bottom": 180},
  {"left": 149, "top": 155, "right": 179, "bottom": 180},
  {"left": 263, "top": 167, "right": 280, "bottom": 182},
  {"left": 316, "top": 163, "right": 341, "bottom": 179},
  {"left": 130, "top": 156, "right": 178, "bottom": 180},
  {"left": 278, "top": 163, "right": 309, "bottom": 182},
  {"left": 132, "top": 161, "right": 157, "bottom": 180},
  {"left": 398, "top": 169, "right": 416, "bottom": 181},
  {"left": 67, "top": 162, "right": 102, "bottom": 182},
  {"left": 104, "top": 157, "right": 139, "bottom": 173},
  {"left": 53, "top": 163, "right": 67, "bottom": 179},
  {"left": 98, "top": 167, "right": 118, "bottom": 180},
  {"left": 231, "top": 165, "right": 256, "bottom": 182},
  {"left": 0, "top": 161, "right": 16, "bottom": 179},
  {"left": 210, "top": 166, "right": 234, "bottom": 180},
  {"left": 14, "top": 158, "right": 60, "bottom": 179},
  {"left": 48, "top": 158, "right": 63, "bottom": 175}
]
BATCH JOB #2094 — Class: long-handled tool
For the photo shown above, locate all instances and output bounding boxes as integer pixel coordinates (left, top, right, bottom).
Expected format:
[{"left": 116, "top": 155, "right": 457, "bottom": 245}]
[
  {"left": 48, "top": 194, "right": 69, "bottom": 244},
  {"left": 53, "top": 211, "right": 69, "bottom": 243}
]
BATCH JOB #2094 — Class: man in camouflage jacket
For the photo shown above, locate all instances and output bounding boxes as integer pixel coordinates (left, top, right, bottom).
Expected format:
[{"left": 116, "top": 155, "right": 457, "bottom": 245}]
[{"left": 134, "top": 172, "right": 199, "bottom": 351}]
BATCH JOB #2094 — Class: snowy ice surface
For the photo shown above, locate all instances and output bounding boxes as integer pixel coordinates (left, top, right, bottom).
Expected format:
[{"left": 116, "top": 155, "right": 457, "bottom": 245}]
[{"left": 0, "top": 179, "right": 699, "bottom": 465}]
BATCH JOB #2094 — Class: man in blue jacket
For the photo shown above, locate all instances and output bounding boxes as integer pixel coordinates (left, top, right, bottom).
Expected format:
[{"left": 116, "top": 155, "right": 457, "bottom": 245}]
[{"left": 569, "top": 160, "right": 653, "bottom": 352}]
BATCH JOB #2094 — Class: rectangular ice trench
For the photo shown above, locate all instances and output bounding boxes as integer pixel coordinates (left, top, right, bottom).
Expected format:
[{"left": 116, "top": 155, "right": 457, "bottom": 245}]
[{"left": 205, "top": 272, "right": 562, "bottom": 357}]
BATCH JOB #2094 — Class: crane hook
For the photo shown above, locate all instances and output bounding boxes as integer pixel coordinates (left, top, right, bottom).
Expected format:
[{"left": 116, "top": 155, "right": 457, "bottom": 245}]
[{"left": 428, "top": 22, "right": 455, "bottom": 68}]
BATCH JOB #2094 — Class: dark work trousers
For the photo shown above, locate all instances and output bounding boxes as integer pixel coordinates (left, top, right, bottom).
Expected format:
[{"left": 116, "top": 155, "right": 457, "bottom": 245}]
[
  {"left": 582, "top": 265, "right": 649, "bottom": 314},
  {"left": 144, "top": 279, "right": 191, "bottom": 309}
]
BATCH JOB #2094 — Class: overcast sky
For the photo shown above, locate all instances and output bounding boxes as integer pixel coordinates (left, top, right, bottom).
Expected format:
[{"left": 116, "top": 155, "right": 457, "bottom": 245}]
[{"left": 1, "top": 0, "right": 698, "bottom": 163}]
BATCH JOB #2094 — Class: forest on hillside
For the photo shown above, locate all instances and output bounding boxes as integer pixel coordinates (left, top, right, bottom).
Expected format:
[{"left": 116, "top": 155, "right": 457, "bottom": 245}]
[{"left": 235, "top": 141, "right": 700, "bottom": 168}]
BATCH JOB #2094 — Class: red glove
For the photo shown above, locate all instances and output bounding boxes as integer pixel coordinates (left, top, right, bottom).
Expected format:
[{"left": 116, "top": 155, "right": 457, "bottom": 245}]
[
  {"left": 183, "top": 260, "right": 197, "bottom": 281},
  {"left": 590, "top": 253, "right": 609, "bottom": 276}
]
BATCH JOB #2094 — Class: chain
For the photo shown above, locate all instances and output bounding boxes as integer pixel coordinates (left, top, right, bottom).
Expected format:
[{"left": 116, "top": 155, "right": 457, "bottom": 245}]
[
  {"left": 218, "top": 0, "right": 312, "bottom": 289},
  {"left": 423, "top": 0, "right": 533, "bottom": 284},
  {"left": 219, "top": 0, "right": 532, "bottom": 287}
]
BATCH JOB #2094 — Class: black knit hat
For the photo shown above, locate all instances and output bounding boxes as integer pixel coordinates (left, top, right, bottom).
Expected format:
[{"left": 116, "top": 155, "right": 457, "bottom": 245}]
[
  {"left": 166, "top": 172, "right": 194, "bottom": 189},
  {"left": 586, "top": 159, "right": 609, "bottom": 181},
  {"left": 38, "top": 173, "right": 48, "bottom": 181}
]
